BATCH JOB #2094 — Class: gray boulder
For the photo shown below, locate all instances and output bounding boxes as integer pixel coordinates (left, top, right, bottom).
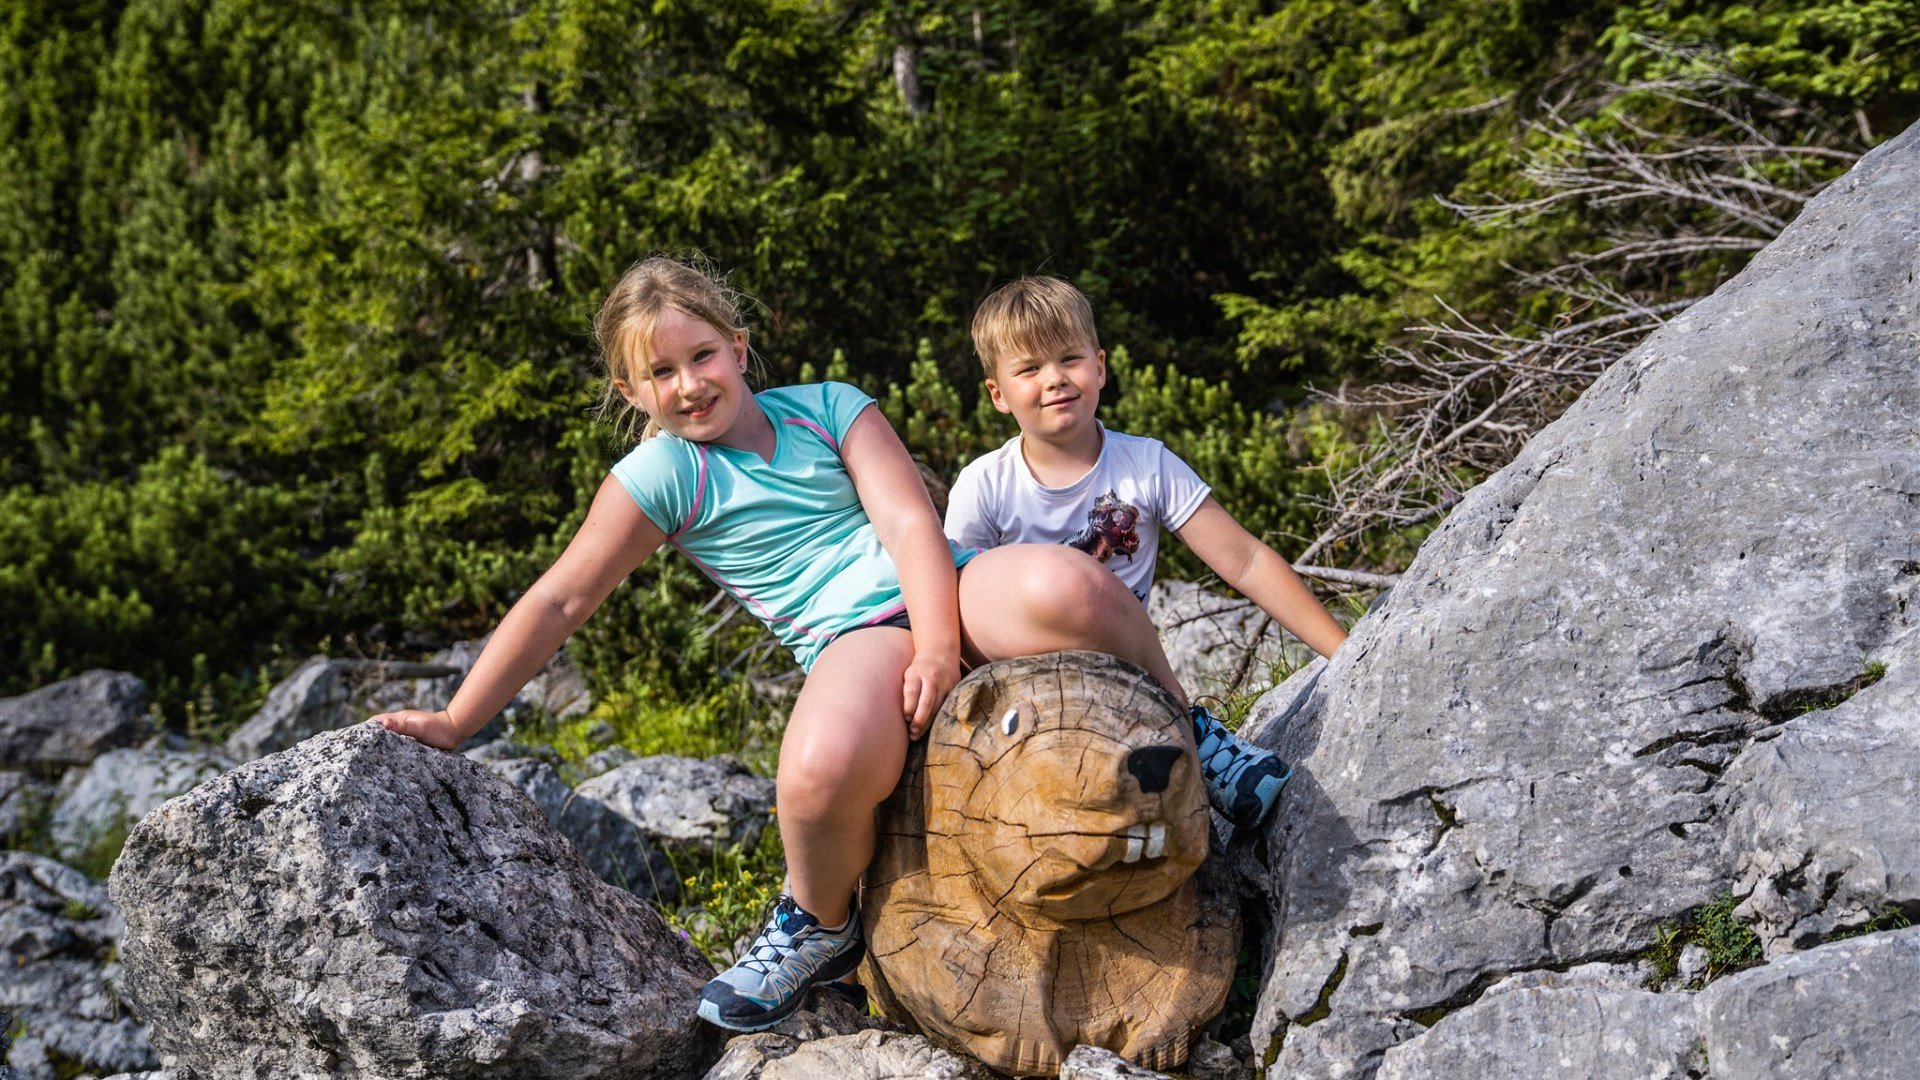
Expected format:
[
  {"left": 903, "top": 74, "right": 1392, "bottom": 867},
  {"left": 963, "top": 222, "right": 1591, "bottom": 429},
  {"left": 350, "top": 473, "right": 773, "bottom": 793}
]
[
  {"left": 1149, "top": 581, "right": 1315, "bottom": 700},
  {"left": 485, "top": 756, "right": 679, "bottom": 902},
  {"left": 0, "top": 770, "right": 54, "bottom": 842},
  {"left": 1243, "top": 122, "right": 1920, "bottom": 1076},
  {"left": 109, "top": 722, "right": 720, "bottom": 1079},
  {"left": 1376, "top": 927, "right": 1920, "bottom": 1079},
  {"left": 1718, "top": 658, "right": 1920, "bottom": 955},
  {"left": 49, "top": 746, "right": 230, "bottom": 863},
  {"left": 0, "top": 853, "right": 159, "bottom": 1080},
  {"left": 0, "top": 671, "right": 148, "bottom": 768},
  {"left": 574, "top": 755, "right": 776, "bottom": 858}
]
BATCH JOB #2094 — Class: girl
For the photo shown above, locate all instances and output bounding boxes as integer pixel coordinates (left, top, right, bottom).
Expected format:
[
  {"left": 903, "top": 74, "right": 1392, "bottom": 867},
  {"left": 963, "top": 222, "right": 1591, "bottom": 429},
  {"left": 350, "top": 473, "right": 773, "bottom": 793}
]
[{"left": 372, "top": 256, "right": 1191, "bottom": 1032}]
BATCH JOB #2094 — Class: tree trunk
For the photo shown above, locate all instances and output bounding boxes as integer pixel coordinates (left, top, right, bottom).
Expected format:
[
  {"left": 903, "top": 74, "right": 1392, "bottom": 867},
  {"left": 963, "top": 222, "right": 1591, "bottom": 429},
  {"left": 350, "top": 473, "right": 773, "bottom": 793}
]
[{"left": 859, "top": 651, "right": 1239, "bottom": 1076}]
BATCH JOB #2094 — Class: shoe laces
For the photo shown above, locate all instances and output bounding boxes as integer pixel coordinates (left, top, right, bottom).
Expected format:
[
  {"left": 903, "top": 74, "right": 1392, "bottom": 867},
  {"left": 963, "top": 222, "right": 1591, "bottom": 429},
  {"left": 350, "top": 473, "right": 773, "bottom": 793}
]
[{"left": 738, "top": 894, "right": 814, "bottom": 975}]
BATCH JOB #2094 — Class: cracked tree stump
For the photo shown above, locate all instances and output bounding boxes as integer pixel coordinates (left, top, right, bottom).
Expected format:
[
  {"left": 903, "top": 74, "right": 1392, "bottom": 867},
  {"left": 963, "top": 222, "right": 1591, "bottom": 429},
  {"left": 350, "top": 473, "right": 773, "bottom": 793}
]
[{"left": 859, "top": 651, "right": 1239, "bottom": 1077}]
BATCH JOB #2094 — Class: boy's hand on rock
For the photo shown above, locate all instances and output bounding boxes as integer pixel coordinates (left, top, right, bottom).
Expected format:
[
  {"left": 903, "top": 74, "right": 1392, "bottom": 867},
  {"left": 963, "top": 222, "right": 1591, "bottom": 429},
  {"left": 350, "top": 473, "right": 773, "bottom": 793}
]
[{"left": 371, "top": 709, "right": 464, "bottom": 752}]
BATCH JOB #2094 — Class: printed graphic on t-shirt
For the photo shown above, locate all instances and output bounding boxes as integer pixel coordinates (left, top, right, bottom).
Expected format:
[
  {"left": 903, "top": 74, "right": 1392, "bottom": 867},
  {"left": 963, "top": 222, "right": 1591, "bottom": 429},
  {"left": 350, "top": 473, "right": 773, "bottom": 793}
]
[{"left": 1062, "top": 490, "right": 1142, "bottom": 564}]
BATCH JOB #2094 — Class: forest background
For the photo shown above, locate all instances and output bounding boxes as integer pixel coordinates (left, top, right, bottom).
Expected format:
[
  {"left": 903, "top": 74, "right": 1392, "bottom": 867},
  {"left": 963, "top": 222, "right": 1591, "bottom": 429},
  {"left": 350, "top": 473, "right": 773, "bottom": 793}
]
[{"left": 4, "top": 0, "right": 1917, "bottom": 756}]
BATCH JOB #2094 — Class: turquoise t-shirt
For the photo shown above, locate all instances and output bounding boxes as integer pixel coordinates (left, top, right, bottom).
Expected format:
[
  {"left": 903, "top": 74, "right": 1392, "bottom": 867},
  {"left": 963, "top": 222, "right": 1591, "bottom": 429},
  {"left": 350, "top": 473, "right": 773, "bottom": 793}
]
[{"left": 610, "top": 382, "right": 974, "bottom": 671}]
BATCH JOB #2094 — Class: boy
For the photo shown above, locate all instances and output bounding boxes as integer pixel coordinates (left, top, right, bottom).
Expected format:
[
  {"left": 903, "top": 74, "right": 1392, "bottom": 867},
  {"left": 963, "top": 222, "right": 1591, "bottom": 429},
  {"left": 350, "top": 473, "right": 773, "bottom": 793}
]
[{"left": 945, "top": 276, "right": 1347, "bottom": 830}]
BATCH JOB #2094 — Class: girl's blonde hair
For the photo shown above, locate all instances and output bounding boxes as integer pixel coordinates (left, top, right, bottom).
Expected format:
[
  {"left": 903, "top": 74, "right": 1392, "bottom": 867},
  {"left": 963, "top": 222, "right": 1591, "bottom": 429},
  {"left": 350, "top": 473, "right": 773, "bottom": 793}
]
[{"left": 593, "top": 254, "right": 752, "bottom": 442}]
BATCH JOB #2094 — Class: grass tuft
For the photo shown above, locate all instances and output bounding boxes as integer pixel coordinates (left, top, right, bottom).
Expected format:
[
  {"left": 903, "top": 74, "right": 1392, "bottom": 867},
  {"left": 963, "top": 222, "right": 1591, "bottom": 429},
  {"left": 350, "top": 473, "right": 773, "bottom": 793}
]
[{"left": 1644, "top": 892, "right": 1764, "bottom": 989}]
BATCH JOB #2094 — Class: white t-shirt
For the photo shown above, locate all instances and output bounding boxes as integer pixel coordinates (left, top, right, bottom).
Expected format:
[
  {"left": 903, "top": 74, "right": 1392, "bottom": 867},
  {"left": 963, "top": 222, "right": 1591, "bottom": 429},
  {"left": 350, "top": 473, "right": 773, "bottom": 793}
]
[{"left": 944, "top": 425, "right": 1211, "bottom": 600}]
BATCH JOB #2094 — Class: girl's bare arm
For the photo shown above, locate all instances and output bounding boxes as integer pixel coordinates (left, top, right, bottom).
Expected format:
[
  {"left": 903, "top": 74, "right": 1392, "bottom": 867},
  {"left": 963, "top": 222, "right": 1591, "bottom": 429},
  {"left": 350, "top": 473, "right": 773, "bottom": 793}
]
[
  {"left": 373, "top": 475, "right": 668, "bottom": 750},
  {"left": 840, "top": 405, "right": 962, "bottom": 738}
]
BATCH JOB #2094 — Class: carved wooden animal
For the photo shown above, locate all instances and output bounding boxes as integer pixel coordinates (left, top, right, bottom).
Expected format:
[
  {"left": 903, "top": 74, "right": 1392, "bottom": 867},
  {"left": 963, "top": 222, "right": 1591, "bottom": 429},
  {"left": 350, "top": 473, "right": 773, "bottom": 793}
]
[{"left": 859, "top": 651, "right": 1238, "bottom": 1076}]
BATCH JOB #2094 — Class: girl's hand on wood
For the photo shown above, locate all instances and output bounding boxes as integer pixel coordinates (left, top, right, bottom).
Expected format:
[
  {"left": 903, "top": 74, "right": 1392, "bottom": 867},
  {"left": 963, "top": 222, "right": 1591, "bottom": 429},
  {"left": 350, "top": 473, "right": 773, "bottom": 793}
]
[
  {"left": 902, "top": 653, "right": 958, "bottom": 741},
  {"left": 371, "top": 709, "right": 465, "bottom": 752}
]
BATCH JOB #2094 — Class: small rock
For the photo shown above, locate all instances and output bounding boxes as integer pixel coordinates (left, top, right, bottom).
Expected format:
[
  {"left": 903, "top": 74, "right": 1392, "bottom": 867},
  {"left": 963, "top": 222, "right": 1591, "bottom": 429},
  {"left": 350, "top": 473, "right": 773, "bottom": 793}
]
[
  {"left": 50, "top": 746, "right": 230, "bottom": 863},
  {"left": 1059, "top": 1044, "right": 1176, "bottom": 1080},
  {"left": 221, "top": 655, "right": 351, "bottom": 762},
  {"left": 574, "top": 755, "right": 776, "bottom": 857},
  {"left": 0, "top": 671, "right": 149, "bottom": 768},
  {"left": 1183, "top": 1035, "right": 1250, "bottom": 1080},
  {"left": 703, "top": 1028, "right": 994, "bottom": 1080},
  {"left": 1677, "top": 943, "right": 1711, "bottom": 984}
]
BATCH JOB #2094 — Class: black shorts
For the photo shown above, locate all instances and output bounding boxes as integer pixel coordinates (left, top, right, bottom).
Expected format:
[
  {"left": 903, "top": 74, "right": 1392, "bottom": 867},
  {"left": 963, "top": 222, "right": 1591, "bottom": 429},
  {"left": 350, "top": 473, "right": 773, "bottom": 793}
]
[{"left": 842, "top": 609, "right": 912, "bottom": 636}]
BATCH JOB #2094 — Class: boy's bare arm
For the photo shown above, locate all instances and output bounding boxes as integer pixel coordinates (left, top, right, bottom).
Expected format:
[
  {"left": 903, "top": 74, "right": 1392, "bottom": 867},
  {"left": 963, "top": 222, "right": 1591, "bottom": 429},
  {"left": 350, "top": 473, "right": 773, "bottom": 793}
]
[{"left": 1175, "top": 497, "right": 1347, "bottom": 659}]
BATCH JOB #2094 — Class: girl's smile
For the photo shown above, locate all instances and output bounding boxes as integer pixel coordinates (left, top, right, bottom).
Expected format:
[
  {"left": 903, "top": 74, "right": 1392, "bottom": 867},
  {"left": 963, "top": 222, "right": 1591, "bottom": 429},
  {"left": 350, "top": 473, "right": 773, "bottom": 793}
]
[{"left": 617, "top": 306, "right": 774, "bottom": 458}]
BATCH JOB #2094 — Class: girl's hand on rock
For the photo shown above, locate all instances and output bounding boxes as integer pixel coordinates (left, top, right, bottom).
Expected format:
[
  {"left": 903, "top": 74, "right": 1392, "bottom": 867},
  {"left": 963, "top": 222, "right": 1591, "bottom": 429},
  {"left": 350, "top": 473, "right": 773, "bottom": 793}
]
[{"left": 372, "top": 709, "right": 464, "bottom": 752}]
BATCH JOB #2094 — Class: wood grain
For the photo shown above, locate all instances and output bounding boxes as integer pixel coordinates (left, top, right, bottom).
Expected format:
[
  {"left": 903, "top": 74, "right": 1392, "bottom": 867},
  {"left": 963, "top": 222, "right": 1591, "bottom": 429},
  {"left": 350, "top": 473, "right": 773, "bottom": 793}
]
[{"left": 860, "top": 651, "right": 1239, "bottom": 1076}]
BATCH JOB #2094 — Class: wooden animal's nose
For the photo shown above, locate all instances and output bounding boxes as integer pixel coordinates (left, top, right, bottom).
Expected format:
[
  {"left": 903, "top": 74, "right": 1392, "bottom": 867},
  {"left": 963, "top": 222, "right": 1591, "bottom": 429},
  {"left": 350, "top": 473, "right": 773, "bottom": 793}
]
[{"left": 1126, "top": 745, "right": 1184, "bottom": 794}]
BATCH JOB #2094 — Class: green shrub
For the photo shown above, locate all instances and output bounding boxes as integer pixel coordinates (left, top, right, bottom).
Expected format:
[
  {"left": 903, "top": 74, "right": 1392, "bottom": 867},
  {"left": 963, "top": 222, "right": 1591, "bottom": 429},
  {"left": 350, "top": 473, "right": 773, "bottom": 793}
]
[
  {"left": 659, "top": 824, "right": 788, "bottom": 971},
  {"left": 0, "top": 448, "right": 322, "bottom": 711}
]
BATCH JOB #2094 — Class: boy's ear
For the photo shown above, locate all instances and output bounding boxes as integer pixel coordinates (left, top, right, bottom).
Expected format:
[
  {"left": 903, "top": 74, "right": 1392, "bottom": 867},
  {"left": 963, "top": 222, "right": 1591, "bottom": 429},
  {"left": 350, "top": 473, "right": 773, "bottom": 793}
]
[
  {"left": 1094, "top": 348, "right": 1108, "bottom": 389},
  {"left": 985, "top": 377, "right": 1013, "bottom": 414}
]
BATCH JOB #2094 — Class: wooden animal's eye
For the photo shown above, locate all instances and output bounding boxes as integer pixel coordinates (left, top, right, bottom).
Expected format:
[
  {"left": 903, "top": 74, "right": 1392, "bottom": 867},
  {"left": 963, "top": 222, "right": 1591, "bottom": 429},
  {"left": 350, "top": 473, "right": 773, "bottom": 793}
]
[{"left": 1000, "top": 708, "right": 1019, "bottom": 736}]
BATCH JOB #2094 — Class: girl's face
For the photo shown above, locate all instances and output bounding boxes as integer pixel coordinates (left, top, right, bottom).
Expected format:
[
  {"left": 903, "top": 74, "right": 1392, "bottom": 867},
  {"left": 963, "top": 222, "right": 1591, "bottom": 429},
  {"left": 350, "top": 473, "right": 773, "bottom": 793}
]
[{"left": 615, "top": 306, "right": 755, "bottom": 446}]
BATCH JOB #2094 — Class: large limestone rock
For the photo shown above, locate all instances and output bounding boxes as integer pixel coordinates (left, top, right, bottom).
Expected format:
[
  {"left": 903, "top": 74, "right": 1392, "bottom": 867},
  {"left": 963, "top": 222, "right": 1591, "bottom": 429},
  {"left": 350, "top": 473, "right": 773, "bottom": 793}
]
[
  {"left": 485, "top": 756, "right": 680, "bottom": 901},
  {"left": 0, "top": 671, "right": 148, "bottom": 768},
  {"left": 1244, "top": 123, "right": 1920, "bottom": 1075},
  {"left": 109, "top": 722, "right": 720, "bottom": 1079}
]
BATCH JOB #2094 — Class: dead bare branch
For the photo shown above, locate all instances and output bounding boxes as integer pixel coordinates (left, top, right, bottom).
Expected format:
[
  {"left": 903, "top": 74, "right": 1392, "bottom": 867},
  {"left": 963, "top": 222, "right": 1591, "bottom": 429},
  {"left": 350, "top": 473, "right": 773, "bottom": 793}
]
[{"left": 1299, "top": 41, "right": 1863, "bottom": 578}]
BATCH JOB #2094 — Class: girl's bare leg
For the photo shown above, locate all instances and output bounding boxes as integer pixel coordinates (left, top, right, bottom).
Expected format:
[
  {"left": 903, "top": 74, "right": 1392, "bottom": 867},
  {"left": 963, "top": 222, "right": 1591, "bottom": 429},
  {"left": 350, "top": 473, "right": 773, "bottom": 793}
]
[
  {"left": 776, "top": 626, "right": 915, "bottom": 925},
  {"left": 956, "top": 544, "right": 1189, "bottom": 708}
]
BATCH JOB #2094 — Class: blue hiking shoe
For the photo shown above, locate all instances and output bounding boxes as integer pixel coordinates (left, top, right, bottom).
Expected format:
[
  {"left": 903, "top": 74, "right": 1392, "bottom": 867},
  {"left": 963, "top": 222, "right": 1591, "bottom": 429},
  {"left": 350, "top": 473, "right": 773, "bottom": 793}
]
[
  {"left": 1191, "top": 702, "right": 1292, "bottom": 831},
  {"left": 697, "top": 894, "right": 865, "bottom": 1032}
]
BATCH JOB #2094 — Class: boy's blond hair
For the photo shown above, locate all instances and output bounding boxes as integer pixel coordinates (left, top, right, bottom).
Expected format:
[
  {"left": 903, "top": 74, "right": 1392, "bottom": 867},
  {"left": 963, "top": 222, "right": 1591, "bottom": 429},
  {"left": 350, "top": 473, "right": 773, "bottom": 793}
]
[{"left": 970, "top": 276, "right": 1101, "bottom": 380}]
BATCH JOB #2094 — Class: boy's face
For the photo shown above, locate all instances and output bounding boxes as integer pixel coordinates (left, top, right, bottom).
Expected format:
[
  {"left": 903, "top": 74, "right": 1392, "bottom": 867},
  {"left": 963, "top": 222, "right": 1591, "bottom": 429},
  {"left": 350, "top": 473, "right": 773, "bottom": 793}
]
[{"left": 986, "top": 338, "right": 1107, "bottom": 445}]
